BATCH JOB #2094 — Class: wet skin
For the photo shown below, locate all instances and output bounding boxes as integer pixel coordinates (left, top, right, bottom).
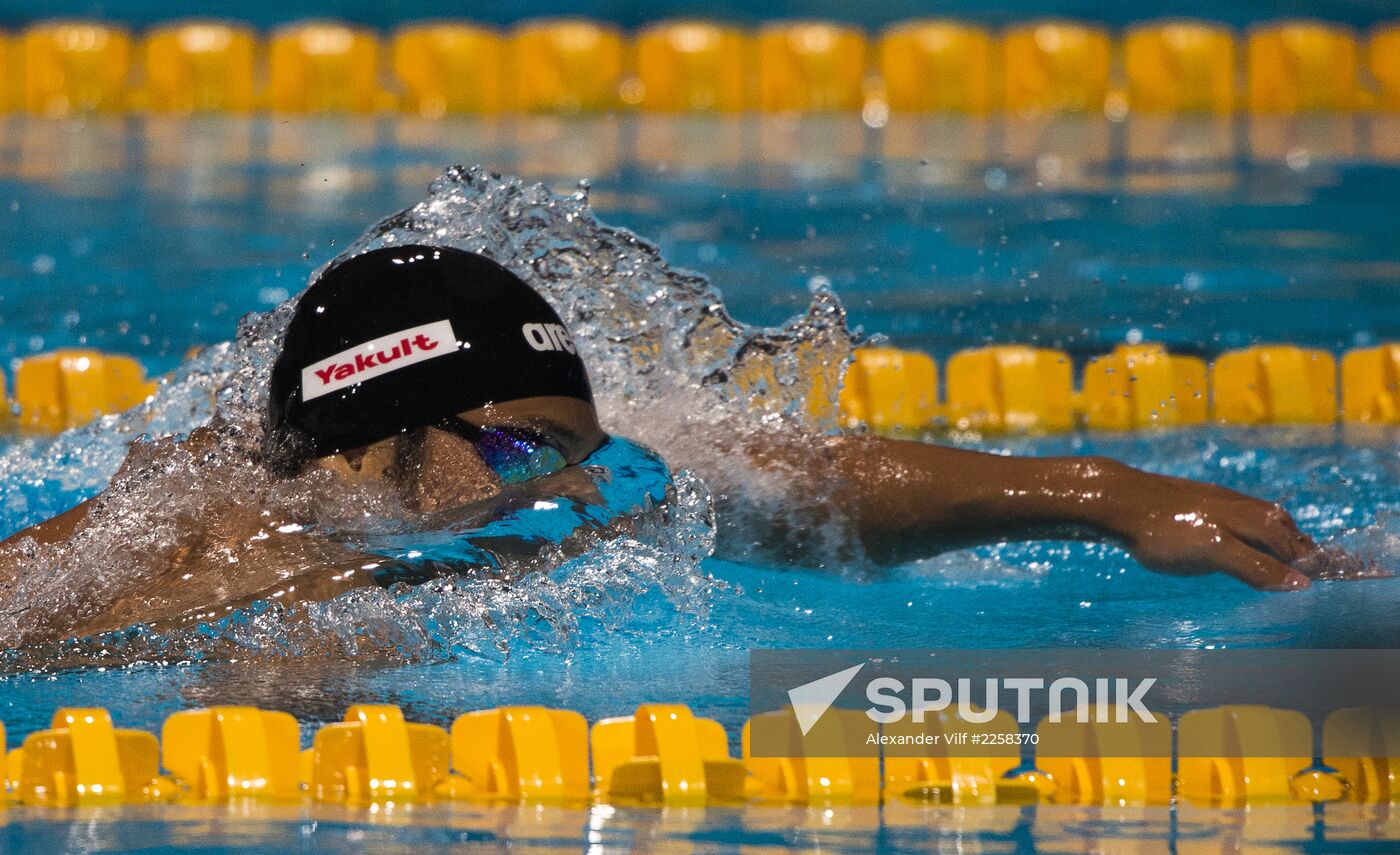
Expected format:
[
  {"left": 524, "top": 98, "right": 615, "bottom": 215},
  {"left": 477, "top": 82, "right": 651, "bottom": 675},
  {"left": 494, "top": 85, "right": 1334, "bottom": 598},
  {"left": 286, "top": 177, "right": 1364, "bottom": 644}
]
[
  {"left": 0, "top": 397, "right": 1325, "bottom": 645},
  {"left": 808, "top": 437, "right": 1319, "bottom": 590}
]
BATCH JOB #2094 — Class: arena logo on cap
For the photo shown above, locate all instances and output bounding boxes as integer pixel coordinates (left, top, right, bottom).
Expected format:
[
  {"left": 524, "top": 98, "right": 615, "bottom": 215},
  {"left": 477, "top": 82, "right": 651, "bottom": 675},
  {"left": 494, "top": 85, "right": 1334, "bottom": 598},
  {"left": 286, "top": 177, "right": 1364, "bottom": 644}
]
[
  {"left": 301, "top": 319, "right": 459, "bottom": 401},
  {"left": 522, "top": 322, "right": 577, "bottom": 354}
]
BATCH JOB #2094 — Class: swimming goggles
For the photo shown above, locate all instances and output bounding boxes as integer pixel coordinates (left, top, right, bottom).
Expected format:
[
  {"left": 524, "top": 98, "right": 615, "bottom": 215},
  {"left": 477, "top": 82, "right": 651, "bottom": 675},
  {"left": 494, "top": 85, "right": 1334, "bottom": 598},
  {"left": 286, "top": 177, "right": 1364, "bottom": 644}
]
[{"left": 433, "top": 417, "right": 569, "bottom": 485}]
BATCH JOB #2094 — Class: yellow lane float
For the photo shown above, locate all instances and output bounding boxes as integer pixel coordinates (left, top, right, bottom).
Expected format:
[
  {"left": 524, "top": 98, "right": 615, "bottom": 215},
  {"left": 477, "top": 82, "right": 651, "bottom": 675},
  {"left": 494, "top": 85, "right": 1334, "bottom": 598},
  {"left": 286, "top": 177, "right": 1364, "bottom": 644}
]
[
  {"left": 838, "top": 346, "right": 939, "bottom": 432},
  {"left": 1370, "top": 24, "right": 1400, "bottom": 112},
  {"left": 1324, "top": 706, "right": 1400, "bottom": 804},
  {"left": 13, "top": 349, "right": 156, "bottom": 432},
  {"left": 302, "top": 704, "right": 468, "bottom": 803},
  {"left": 392, "top": 23, "right": 504, "bottom": 115},
  {"left": 1079, "top": 344, "right": 1208, "bottom": 430},
  {"left": 635, "top": 21, "right": 750, "bottom": 112},
  {"left": 11, "top": 708, "right": 177, "bottom": 806},
  {"left": 879, "top": 20, "right": 994, "bottom": 113},
  {"left": 1033, "top": 708, "right": 1173, "bottom": 806},
  {"left": 143, "top": 21, "right": 256, "bottom": 112},
  {"left": 945, "top": 345, "right": 1074, "bottom": 432},
  {"left": 1124, "top": 20, "right": 1235, "bottom": 113},
  {"left": 591, "top": 703, "right": 746, "bottom": 805},
  {"left": 1003, "top": 21, "right": 1112, "bottom": 114},
  {"left": 883, "top": 707, "right": 1028, "bottom": 804},
  {"left": 267, "top": 22, "right": 384, "bottom": 112},
  {"left": 756, "top": 21, "right": 868, "bottom": 112},
  {"left": 1211, "top": 345, "right": 1337, "bottom": 425},
  {"left": 22, "top": 21, "right": 132, "bottom": 115},
  {"left": 511, "top": 18, "right": 625, "bottom": 112},
  {"left": 1178, "top": 705, "right": 1344, "bottom": 805},
  {"left": 1246, "top": 21, "right": 1362, "bottom": 113},
  {"left": 743, "top": 708, "right": 881, "bottom": 804},
  {"left": 451, "top": 706, "right": 591, "bottom": 802},
  {"left": 1342, "top": 343, "right": 1400, "bottom": 424},
  {"left": 161, "top": 707, "right": 302, "bottom": 802}
]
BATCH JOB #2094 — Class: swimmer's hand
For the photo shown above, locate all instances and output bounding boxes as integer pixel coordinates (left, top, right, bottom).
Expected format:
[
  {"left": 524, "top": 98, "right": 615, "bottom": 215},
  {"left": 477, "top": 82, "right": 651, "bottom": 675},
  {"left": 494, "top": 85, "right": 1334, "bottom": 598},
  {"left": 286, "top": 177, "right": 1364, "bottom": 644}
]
[
  {"left": 1093, "top": 467, "right": 1316, "bottom": 591},
  {"left": 763, "top": 435, "right": 1319, "bottom": 591}
]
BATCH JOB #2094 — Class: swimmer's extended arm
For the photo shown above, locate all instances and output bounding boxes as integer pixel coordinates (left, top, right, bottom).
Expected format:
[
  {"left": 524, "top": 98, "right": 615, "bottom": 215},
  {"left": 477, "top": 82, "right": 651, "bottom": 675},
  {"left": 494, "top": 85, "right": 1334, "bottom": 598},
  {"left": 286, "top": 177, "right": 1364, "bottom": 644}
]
[
  {"left": 0, "top": 500, "right": 92, "bottom": 548},
  {"left": 770, "top": 435, "right": 1317, "bottom": 591},
  {"left": 0, "top": 425, "right": 208, "bottom": 551}
]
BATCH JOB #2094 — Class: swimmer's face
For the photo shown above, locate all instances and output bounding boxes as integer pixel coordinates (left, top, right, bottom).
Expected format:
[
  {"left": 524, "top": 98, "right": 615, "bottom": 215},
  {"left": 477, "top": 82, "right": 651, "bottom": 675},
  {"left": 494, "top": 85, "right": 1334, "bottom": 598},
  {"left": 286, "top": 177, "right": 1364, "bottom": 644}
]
[{"left": 311, "top": 396, "right": 605, "bottom": 512}]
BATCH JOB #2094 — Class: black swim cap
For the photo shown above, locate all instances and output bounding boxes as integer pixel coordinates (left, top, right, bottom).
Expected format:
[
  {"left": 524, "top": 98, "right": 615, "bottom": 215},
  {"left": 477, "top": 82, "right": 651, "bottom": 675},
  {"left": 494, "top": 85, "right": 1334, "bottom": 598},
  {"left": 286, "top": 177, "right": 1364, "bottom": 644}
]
[{"left": 265, "top": 245, "right": 592, "bottom": 466}]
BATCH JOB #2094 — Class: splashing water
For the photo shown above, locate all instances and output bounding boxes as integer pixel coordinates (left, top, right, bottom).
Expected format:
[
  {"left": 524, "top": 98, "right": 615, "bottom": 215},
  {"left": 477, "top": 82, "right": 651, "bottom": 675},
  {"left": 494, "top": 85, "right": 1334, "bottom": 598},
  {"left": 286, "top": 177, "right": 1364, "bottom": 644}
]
[
  {"left": 0, "top": 167, "right": 856, "bottom": 668},
  {"left": 344, "top": 167, "right": 861, "bottom": 564}
]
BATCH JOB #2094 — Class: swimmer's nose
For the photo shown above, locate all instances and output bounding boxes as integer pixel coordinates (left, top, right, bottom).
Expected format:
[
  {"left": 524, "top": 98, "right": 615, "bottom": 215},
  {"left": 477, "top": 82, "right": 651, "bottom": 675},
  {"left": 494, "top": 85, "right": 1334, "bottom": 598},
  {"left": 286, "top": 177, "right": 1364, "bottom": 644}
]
[{"left": 395, "top": 425, "right": 503, "bottom": 512}]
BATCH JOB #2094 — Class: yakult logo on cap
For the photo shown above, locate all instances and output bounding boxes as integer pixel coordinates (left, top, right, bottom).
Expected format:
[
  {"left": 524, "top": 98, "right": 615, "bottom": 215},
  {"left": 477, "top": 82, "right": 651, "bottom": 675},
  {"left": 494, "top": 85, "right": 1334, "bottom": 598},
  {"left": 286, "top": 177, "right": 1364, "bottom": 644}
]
[{"left": 301, "top": 319, "right": 458, "bottom": 401}]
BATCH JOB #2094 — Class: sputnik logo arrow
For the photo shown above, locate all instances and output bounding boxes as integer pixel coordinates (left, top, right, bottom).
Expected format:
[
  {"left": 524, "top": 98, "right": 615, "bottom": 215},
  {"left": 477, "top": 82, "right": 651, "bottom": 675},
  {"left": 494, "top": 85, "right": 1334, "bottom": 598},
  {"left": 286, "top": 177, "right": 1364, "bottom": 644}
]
[{"left": 788, "top": 662, "right": 866, "bottom": 736}]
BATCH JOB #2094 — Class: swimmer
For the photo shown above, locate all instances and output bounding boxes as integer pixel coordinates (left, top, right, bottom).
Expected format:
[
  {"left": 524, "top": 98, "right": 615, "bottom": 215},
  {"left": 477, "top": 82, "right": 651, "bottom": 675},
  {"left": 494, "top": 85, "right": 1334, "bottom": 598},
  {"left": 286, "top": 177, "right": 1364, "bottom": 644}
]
[{"left": 1, "top": 245, "right": 1321, "bottom": 642}]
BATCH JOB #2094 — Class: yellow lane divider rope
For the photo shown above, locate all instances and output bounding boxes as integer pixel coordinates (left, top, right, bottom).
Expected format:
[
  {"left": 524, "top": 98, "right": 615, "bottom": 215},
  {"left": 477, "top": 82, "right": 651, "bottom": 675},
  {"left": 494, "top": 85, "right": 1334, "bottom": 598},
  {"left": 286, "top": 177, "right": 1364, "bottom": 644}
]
[
  {"left": 840, "top": 342, "right": 1400, "bottom": 434},
  {"left": 2, "top": 342, "right": 1397, "bottom": 434},
  {"left": 1, "top": 703, "right": 1395, "bottom": 807},
  {"left": 1, "top": 18, "right": 1396, "bottom": 116}
]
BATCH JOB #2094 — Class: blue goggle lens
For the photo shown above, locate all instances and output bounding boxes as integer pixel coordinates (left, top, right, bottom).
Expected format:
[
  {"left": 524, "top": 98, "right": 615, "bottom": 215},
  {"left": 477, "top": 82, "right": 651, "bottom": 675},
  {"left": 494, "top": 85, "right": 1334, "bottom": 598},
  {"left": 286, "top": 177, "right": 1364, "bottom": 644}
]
[{"left": 467, "top": 425, "right": 568, "bottom": 485}]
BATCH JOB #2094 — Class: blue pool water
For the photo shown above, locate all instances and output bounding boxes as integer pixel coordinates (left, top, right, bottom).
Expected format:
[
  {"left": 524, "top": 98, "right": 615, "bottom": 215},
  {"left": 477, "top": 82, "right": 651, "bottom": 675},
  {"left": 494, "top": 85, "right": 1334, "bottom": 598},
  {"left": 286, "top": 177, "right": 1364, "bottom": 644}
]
[
  {"left": 1, "top": 116, "right": 1399, "bottom": 851},
  {"left": 3, "top": 116, "right": 1400, "bottom": 372},
  {"left": 2, "top": 0, "right": 1394, "bottom": 30}
]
